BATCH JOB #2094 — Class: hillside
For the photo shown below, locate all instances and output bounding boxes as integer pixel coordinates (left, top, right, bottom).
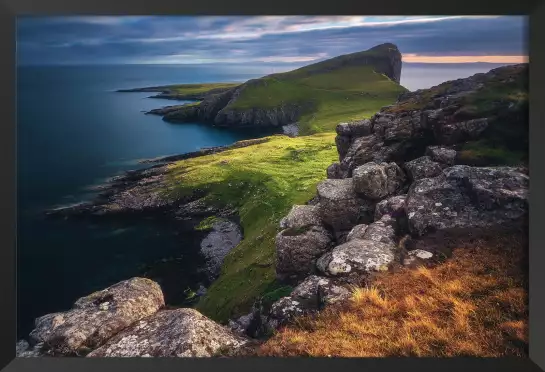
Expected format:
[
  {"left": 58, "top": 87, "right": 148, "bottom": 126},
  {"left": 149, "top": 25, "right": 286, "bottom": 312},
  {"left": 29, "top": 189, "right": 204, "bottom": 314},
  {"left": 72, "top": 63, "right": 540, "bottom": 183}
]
[
  {"left": 18, "top": 62, "right": 528, "bottom": 358},
  {"left": 137, "top": 44, "right": 407, "bottom": 135}
]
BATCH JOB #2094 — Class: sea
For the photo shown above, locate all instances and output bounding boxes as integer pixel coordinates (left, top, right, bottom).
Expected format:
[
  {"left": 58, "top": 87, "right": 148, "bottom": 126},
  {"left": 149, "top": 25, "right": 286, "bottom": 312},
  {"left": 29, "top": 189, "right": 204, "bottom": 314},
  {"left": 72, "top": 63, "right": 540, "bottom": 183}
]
[{"left": 16, "top": 62, "right": 513, "bottom": 338}]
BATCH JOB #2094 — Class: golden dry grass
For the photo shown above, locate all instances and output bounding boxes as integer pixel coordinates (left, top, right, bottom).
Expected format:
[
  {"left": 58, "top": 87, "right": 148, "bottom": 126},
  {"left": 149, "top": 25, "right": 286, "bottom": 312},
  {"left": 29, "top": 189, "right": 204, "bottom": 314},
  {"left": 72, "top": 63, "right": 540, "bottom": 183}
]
[{"left": 256, "top": 232, "right": 528, "bottom": 357}]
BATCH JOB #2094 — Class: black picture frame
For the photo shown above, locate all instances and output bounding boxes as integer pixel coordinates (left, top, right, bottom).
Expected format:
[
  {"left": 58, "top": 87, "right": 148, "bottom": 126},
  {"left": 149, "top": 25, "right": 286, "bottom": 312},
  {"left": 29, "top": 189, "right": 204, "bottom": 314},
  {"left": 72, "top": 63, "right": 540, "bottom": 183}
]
[{"left": 1, "top": 1, "right": 543, "bottom": 371}]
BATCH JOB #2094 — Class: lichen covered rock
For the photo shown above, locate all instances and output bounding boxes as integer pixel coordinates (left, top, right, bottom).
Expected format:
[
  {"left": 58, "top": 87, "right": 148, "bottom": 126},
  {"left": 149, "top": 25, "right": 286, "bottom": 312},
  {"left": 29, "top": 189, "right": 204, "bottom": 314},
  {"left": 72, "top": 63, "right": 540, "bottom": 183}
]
[
  {"left": 346, "top": 224, "right": 369, "bottom": 241},
  {"left": 404, "top": 156, "right": 444, "bottom": 181},
  {"left": 407, "top": 166, "right": 528, "bottom": 236},
  {"left": 352, "top": 162, "right": 406, "bottom": 200},
  {"left": 88, "top": 308, "right": 247, "bottom": 357},
  {"left": 279, "top": 205, "right": 322, "bottom": 230},
  {"left": 426, "top": 146, "right": 457, "bottom": 166},
  {"left": 28, "top": 277, "right": 164, "bottom": 356},
  {"left": 374, "top": 194, "right": 407, "bottom": 221},
  {"left": 317, "top": 239, "right": 395, "bottom": 277}
]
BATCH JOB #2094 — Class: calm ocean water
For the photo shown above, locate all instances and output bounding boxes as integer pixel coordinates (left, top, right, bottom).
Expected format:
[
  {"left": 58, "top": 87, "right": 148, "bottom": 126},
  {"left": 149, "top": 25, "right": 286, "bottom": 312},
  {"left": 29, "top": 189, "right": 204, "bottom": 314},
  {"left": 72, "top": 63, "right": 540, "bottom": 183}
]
[{"left": 16, "top": 63, "right": 509, "bottom": 338}]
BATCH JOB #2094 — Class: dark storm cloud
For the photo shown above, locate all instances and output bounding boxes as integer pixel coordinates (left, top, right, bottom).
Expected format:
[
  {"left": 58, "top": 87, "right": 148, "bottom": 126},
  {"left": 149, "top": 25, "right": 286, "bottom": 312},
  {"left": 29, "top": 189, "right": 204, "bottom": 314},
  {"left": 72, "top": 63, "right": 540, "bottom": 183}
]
[{"left": 16, "top": 16, "right": 527, "bottom": 65}]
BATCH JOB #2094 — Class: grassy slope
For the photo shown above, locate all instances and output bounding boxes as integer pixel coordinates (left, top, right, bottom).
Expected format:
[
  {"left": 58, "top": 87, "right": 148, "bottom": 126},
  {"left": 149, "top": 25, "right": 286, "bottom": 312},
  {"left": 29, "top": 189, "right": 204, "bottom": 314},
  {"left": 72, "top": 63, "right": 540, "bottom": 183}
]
[
  {"left": 161, "top": 134, "right": 338, "bottom": 322},
  {"left": 257, "top": 232, "right": 528, "bottom": 357},
  {"left": 230, "top": 66, "right": 405, "bottom": 134},
  {"left": 163, "top": 82, "right": 240, "bottom": 94}
]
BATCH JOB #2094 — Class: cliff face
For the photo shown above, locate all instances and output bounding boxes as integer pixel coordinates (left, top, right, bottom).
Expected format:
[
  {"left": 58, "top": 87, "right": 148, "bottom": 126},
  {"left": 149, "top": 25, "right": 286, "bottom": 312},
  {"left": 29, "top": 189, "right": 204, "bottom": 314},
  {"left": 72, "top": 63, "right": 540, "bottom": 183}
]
[{"left": 161, "top": 43, "right": 404, "bottom": 130}]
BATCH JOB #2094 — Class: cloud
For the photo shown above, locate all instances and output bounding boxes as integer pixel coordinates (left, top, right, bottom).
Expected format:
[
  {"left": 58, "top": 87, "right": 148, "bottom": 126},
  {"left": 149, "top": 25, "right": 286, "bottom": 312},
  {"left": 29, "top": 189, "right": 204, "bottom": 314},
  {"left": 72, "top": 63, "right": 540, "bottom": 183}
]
[{"left": 16, "top": 16, "right": 527, "bottom": 65}]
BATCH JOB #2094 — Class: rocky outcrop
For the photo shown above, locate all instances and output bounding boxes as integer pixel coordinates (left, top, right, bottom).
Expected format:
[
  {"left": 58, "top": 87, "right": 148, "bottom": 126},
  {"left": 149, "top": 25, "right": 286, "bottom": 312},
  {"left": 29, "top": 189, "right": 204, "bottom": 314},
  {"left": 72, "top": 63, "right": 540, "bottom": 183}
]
[
  {"left": 28, "top": 278, "right": 164, "bottom": 356},
  {"left": 406, "top": 165, "right": 528, "bottom": 237},
  {"left": 88, "top": 308, "right": 247, "bottom": 357},
  {"left": 271, "top": 63, "right": 528, "bottom": 337}
]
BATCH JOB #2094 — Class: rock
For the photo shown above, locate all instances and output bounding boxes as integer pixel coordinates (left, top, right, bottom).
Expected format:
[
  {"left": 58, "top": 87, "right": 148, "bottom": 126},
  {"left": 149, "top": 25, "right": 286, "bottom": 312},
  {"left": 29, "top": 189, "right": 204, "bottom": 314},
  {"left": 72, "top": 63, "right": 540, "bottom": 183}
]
[
  {"left": 87, "top": 308, "right": 247, "bottom": 357},
  {"left": 362, "top": 215, "right": 397, "bottom": 245},
  {"left": 340, "top": 135, "right": 385, "bottom": 174},
  {"left": 404, "top": 156, "right": 444, "bottom": 181},
  {"left": 316, "top": 178, "right": 374, "bottom": 230},
  {"left": 352, "top": 162, "right": 406, "bottom": 200},
  {"left": 275, "top": 225, "right": 333, "bottom": 281},
  {"left": 279, "top": 205, "right": 322, "bottom": 230},
  {"left": 403, "top": 249, "right": 434, "bottom": 267},
  {"left": 375, "top": 195, "right": 407, "bottom": 221},
  {"left": 28, "top": 277, "right": 164, "bottom": 356},
  {"left": 346, "top": 224, "right": 369, "bottom": 241},
  {"left": 336, "top": 119, "right": 372, "bottom": 137},
  {"left": 326, "top": 162, "right": 344, "bottom": 179},
  {"left": 16, "top": 341, "right": 47, "bottom": 357},
  {"left": 434, "top": 118, "right": 489, "bottom": 145},
  {"left": 426, "top": 146, "right": 457, "bottom": 166},
  {"left": 373, "top": 113, "right": 414, "bottom": 141},
  {"left": 406, "top": 166, "right": 528, "bottom": 237},
  {"left": 266, "top": 275, "right": 351, "bottom": 329},
  {"left": 200, "top": 219, "right": 243, "bottom": 280},
  {"left": 317, "top": 239, "right": 395, "bottom": 277},
  {"left": 335, "top": 135, "right": 351, "bottom": 160}
]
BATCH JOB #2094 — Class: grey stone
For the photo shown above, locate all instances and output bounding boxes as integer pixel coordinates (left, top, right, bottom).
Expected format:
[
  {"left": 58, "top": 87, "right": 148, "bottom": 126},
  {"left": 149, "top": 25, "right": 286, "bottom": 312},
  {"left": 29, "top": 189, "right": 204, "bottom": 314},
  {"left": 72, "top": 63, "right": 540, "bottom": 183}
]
[
  {"left": 362, "top": 215, "right": 397, "bottom": 246},
  {"left": 426, "top": 146, "right": 457, "bottom": 166},
  {"left": 406, "top": 165, "right": 528, "bottom": 237},
  {"left": 28, "top": 277, "right": 164, "bottom": 356},
  {"left": 275, "top": 225, "right": 333, "bottom": 281},
  {"left": 88, "top": 309, "right": 247, "bottom": 357},
  {"left": 317, "top": 178, "right": 374, "bottom": 230},
  {"left": 375, "top": 195, "right": 407, "bottom": 221},
  {"left": 346, "top": 224, "right": 369, "bottom": 241},
  {"left": 279, "top": 205, "right": 322, "bottom": 230},
  {"left": 404, "top": 156, "right": 444, "bottom": 181},
  {"left": 352, "top": 162, "right": 406, "bottom": 200},
  {"left": 317, "top": 239, "right": 395, "bottom": 277}
]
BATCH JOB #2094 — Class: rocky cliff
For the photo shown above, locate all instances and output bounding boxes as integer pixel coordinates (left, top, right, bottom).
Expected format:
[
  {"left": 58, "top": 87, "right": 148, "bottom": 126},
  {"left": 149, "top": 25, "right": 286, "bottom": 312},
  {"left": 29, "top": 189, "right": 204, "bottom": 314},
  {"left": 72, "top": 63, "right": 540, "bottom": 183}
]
[{"left": 18, "top": 63, "right": 528, "bottom": 357}]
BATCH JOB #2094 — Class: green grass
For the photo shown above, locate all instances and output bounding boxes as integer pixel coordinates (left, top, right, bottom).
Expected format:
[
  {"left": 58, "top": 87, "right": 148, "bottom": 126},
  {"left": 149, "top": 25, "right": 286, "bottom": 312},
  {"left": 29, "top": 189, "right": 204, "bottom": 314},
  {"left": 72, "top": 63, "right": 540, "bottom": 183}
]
[
  {"left": 159, "top": 133, "right": 338, "bottom": 322},
  {"left": 228, "top": 66, "right": 406, "bottom": 134},
  {"left": 195, "top": 216, "right": 222, "bottom": 231},
  {"left": 158, "top": 82, "right": 241, "bottom": 95}
]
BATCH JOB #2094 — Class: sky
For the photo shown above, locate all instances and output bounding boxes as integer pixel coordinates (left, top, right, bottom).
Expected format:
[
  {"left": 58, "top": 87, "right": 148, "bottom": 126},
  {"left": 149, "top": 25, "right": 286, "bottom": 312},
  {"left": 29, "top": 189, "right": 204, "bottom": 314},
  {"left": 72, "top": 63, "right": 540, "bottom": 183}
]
[{"left": 16, "top": 16, "right": 528, "bottom": 66}]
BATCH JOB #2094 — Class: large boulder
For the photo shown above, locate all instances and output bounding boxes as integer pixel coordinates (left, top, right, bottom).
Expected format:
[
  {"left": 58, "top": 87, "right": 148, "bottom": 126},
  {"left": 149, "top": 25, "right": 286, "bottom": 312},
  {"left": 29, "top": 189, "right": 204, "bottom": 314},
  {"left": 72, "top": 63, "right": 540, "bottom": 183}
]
[
  {"left": 426, "top": 146, "right": 457, "bottom": 166},
  {"left": 275, "top": 225, "right": 333, "bottom": 281},
  {"left": 352, "top": 162, "right": 406, "bottom": 200},
  {"left": 266, "top": 275, "right": 351, "bottom": 329},
  {"left": 28, "top": 278, "right": 164, "bottom": 356},
  {"left": 279, "top": 204, "right": 322, "bottom": 230},
  {"left": 374, "top": 194, "right": 407, "bottom": 221},
  {"left": 87, "top": 308, "right": 247, "bottom": 357},
  {"left": 404, "top": 156, "right": 444, "bottom": 181},
  {"left": 406, "top": 166, "right": 528, "bottom": 237},
  {"left": 317, "top": 239, "right": 395, "bottom": 277},
  {"left": 373, "top": 113, "right": 415, "bottom": 141},
  {"left": 316, "top": 178, "right": 374, "bottom": 230}
]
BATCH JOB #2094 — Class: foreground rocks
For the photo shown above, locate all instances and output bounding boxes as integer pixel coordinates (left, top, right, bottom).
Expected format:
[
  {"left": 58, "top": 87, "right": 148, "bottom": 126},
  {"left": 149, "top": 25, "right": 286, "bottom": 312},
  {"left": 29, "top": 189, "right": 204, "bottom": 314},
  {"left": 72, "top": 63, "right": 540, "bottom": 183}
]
[
  {"left": 406, "top": 166, "right": 528, "bottom": 236},
  {"left": 19, "top": 278, "right": 249, "bottom": 357},
  {"left": 28, "top": 278, "right": 164, "bottom": 356},
  {"left": 88, "top": 308, "right": 247, "bottom": 357}
]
